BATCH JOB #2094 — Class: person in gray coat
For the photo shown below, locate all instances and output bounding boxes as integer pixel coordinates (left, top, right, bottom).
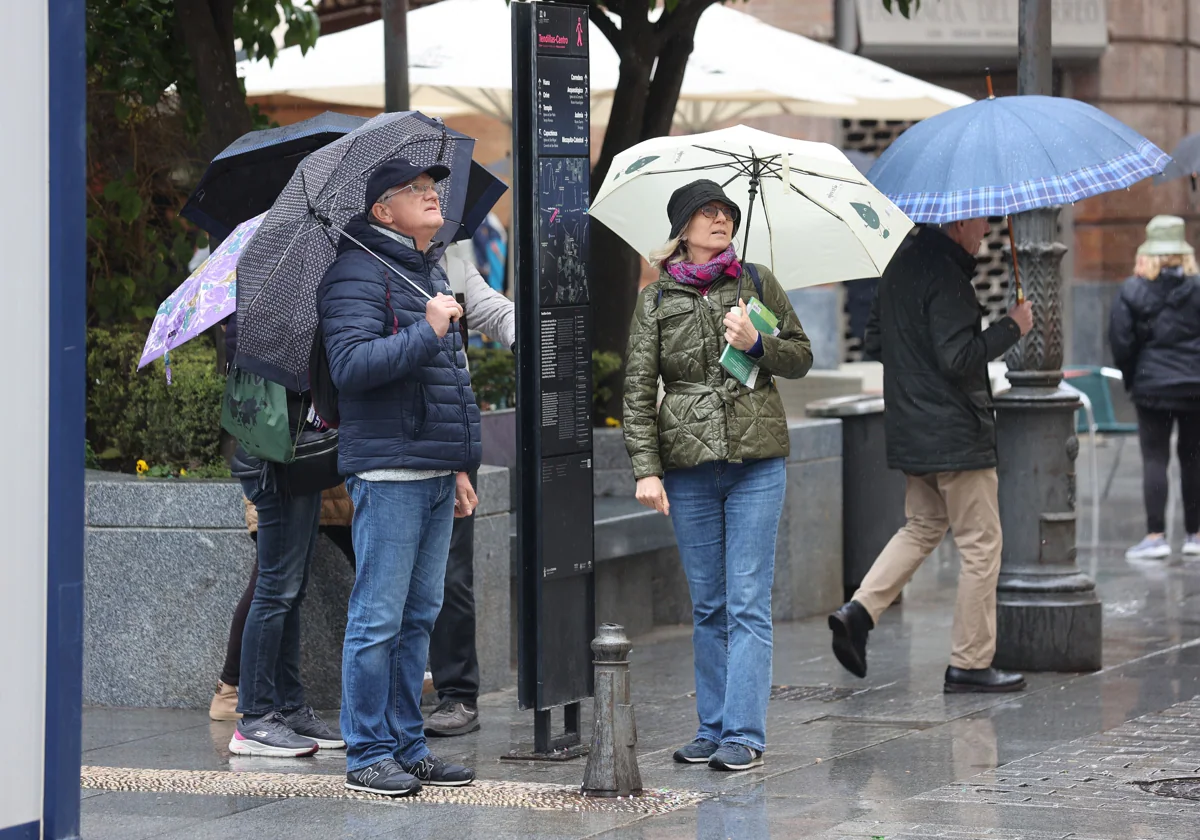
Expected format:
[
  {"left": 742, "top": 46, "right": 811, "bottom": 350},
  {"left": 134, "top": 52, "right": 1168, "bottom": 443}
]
[{"left": 424, "top": 246, "right": 515, "bottom": 737}]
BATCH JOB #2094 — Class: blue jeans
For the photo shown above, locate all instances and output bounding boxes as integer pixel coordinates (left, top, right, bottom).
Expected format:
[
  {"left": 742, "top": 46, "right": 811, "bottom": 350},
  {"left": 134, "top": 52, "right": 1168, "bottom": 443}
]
[
  {"left": 341, "top": 474, "right": 456, "bottom": 771},
  {"left": 236, "top": 478, "right": 323, "bottom": 717},
  {"left": 663, "top": 458, "right": 786, "bottom": 752}
]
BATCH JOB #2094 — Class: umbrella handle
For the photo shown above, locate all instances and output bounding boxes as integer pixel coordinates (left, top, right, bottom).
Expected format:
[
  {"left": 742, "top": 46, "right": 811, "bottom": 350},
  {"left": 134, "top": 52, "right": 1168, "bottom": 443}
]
[{"left": 1006, "top": 216, "right": 1026, "bottom": 305}]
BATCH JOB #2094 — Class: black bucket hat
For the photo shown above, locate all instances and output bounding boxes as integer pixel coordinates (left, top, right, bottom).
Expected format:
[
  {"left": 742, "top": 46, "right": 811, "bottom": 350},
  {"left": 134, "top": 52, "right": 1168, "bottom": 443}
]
[{"left": 667, "top": 179, "right": 742, "bottom": 240}]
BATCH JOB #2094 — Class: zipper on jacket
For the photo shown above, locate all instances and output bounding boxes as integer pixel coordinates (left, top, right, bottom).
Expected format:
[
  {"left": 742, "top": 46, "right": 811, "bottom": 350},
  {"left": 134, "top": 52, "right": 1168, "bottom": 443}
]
[{"left": 444, "top": 334, "right": 471, "bottom": 466}]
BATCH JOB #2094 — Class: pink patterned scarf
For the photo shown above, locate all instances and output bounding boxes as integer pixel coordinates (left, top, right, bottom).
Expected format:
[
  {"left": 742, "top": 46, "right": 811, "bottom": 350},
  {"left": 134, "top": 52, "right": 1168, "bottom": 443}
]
[{"left": 666, "top": 244, "right": 741, "bottom": 292}]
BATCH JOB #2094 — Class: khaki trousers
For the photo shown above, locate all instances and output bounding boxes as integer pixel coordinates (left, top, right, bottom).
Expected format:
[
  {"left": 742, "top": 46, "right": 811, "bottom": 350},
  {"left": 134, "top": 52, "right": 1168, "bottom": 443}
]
[{"left": 851, "top": 468, "right": 1003, "bottom": 670}]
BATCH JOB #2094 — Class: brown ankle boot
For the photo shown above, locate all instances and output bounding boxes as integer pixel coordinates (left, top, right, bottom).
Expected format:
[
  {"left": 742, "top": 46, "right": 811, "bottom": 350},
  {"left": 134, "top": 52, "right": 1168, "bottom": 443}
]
[{"left": 208, "top": 681, "right": 242, "bottom": 721}]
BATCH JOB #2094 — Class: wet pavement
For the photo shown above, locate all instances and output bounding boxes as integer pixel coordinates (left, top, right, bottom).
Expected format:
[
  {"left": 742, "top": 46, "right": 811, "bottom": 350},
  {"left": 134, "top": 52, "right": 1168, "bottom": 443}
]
[{"left": 80, "top": 437, "right": 1200, "bottom": 839}]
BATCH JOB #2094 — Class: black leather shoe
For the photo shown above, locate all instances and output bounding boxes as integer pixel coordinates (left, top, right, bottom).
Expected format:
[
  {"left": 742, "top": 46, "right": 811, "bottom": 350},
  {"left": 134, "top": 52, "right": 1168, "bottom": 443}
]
[
  {"left": 944, "top": 666, "right": 1026, "bottom": 693},
  {"left": 828, "top": 601, "right": 873, "bottom": 678}
]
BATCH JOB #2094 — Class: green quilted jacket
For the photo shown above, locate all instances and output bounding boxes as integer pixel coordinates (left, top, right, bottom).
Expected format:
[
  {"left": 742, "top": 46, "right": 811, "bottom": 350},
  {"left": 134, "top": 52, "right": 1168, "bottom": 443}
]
[{"left": 623, "top": 264, "right": 813, "bottom": 479}]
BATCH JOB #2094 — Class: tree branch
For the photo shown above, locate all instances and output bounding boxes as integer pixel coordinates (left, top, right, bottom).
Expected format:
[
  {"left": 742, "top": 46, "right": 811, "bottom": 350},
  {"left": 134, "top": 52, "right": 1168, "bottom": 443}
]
[
  {"left": 210, "top": 0, "right": 236, "bottom": 44},
  {"left": 588, "top": 2, "right": 625, "bottom": 54},
  {"left": 653, "top": 0, "right": 719, "bottom": 49},
  {"left": 641, "top": 26, "right": 695, "bottom": 140},
  {"left": 173, "top": 0, "right": 252, "bottom": 159}
]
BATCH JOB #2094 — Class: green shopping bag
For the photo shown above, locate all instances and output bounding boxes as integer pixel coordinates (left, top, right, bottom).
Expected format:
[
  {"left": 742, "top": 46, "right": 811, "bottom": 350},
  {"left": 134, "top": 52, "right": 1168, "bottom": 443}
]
[{"left": 220, "top": 365, "right": 294, "bottom": 463}]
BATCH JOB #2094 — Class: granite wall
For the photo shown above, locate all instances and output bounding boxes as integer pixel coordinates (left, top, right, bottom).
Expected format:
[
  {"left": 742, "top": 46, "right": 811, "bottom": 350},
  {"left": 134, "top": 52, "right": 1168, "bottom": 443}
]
[
  {"left": 87, "top": 420, "right": 845, "bottom": 710},
  {"left": 787, "top": 287, "right": 842, "bottom": 370},
  {"left": 83, "top": 467, "right": 512, "bottom": 710},
  {"left": 588, "top": 420, "right": 844, "bottom": 634}
]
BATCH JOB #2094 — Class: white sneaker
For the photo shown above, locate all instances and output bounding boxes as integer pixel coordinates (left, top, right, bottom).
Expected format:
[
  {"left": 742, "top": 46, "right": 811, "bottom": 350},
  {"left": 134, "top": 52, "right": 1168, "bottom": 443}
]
[
  {"left": 1126, "top": 536, "right": 1171, "bottom": 560},
  {"left": 1184, "top": 535, "right": 1200, "bottom": 558}
]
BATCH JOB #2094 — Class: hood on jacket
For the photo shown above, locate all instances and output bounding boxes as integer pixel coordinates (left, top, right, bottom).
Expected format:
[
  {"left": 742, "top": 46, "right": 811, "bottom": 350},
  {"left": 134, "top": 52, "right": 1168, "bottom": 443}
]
[{"left": 1158, "top": 265, "right": 1198, "bottom": 309}]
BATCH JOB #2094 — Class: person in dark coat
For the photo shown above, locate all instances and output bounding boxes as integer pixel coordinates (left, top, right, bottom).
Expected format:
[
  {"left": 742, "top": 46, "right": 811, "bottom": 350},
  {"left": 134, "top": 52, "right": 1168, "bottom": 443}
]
[
  {"left": 827, "top": 220, "right": 1033, "bottom": 693},
  {"left": 844, "top": 276, "right": 880, "bottom": 347},
  {"left": 316, "top": 158, "right": 481, "bottom": 797},
  {"left": 1110, "top": 215, "right": 1200, "bottom": 561},
  {"left": 216, "top": 313, "right": 345, "bottom": 757}
]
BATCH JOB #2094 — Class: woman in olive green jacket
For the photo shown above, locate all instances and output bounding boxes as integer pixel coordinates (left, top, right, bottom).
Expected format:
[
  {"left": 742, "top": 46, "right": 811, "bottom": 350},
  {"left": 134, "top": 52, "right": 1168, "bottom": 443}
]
[{"left": 623, "top": 179, "right": 812, "bottom": 772}]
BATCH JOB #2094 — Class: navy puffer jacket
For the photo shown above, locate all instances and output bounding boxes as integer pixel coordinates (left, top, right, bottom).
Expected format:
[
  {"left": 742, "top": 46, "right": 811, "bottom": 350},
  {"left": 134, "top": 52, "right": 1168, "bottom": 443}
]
[{"left": 315, "top": 214, "right": 481, "bottom": 475}]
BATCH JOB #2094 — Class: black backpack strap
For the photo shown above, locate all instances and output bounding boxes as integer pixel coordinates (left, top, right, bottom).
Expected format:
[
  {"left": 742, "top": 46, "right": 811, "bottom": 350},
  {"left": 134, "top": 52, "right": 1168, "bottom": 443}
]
[{"left": 746, "top": 263, "right": 764, "bottom": 300}]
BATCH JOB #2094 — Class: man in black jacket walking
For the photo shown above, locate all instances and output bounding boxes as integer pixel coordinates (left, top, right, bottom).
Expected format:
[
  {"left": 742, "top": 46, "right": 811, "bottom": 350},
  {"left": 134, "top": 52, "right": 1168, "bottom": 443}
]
[{"left": 828, "top": 219, "right": 1033, "bottom": 693}]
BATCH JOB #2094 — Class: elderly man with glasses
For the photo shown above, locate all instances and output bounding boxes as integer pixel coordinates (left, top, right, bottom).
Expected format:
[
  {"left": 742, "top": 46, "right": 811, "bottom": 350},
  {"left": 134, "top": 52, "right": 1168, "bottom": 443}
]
[{"left": 316, "top": 158, "right": 481, "bottom": 797}]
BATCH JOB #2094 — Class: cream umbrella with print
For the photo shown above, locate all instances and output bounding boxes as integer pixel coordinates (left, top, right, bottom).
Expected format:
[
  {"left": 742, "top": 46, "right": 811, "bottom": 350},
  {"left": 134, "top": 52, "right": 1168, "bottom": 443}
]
[{"left": 590, "top": 125, "right": 914, "bottom": 297}]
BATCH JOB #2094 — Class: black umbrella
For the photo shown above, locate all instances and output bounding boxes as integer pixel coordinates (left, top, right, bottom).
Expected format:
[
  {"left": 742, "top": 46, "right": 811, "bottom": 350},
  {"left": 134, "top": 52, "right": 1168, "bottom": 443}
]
[
  {"left": 182, "top": 112, "right": 368, "bottom": 240},
  {"left": 183, "top": 111, "right": 508, "bottom": 246},
  {"left": 1154, "top": 133, "right": 1199, "bottom": 188}
]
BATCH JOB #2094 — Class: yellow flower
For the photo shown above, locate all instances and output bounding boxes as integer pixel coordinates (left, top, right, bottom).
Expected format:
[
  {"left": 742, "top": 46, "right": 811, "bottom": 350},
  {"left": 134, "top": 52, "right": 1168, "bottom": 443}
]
[
  {"left": 605, "top": 417, "right": 622, "bottom": 428},
  {"left": 135, "top": 459, "right": 148, "bottom": 475},
  {"left": 179, "top": 468, "right": 188, "bottom": 477}
]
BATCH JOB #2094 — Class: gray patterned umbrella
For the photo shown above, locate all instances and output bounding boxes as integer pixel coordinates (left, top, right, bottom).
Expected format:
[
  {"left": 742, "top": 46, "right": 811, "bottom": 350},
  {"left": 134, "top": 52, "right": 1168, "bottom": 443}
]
[{"left": 234, "top": 111, "right": 475, "bottom": 390}]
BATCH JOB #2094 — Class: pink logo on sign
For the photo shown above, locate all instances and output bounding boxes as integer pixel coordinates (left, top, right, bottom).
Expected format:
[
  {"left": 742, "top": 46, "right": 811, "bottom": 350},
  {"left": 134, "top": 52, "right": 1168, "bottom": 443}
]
[{"left": 576, "top": 17, "right": 583, "bottom": 46}]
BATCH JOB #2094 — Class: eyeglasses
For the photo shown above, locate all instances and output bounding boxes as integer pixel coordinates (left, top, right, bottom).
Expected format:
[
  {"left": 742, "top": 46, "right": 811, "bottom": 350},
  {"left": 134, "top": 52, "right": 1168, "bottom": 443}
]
[
  {"left": 378, "top": 182, "right": 439, "bottom": 203},
  {"left": 698, "top": 203, "right": 733, "bottom": 221}
]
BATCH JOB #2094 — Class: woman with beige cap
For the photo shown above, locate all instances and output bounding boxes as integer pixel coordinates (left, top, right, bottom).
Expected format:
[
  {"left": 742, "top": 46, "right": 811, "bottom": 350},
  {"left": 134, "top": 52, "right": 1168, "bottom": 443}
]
[{"left": 1110, "top": 215, "right": 1200, "bottom": 560}]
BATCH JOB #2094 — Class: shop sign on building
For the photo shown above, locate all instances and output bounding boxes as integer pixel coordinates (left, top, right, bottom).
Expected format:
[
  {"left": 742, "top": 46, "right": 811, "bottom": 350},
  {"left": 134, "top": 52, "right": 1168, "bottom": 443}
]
[{"left": 852, "top": 0, "right": 1107, "bottom": 59}]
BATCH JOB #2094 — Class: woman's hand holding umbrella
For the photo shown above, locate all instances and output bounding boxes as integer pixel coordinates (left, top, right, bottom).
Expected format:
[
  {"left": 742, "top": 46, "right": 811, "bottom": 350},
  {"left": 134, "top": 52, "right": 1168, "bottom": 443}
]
[{"left": 723, "top": 300, "right": 759, "bottom": 351}]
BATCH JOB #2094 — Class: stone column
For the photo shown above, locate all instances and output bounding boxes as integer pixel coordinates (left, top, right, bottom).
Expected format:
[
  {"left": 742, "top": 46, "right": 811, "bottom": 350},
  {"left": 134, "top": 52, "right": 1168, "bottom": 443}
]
[{"left": 991, "top": 0, "right": 1102, "bottom": 672}]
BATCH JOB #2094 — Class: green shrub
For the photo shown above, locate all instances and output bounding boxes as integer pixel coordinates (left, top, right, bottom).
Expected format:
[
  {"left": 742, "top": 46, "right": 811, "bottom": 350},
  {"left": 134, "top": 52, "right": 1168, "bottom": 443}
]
[
  {"left": 591, "top": 350, "right": 623, "bottom": 424},
  {"left": 466, "top": 346, "right": 625, "bottom": 426},
  {"left": 87, "top": 325, "right": 225, "bottom": 473},
  {"left": 467, "top": 346, "right": 517, "bottom": 410}
]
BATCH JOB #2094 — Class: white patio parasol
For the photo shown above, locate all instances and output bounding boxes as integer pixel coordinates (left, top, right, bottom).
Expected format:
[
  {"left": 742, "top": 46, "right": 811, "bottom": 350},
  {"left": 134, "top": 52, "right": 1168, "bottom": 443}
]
[
  {"left": 240, "top": 0, "right": 970, "bottom": 127},
  {"left": 661, "top": 4, "right": 973, "bottom": 131},
  {"left": 239, "top": 0, "right": 621, "bottom": 121},
  {"left": 589, "top": 125, "right": 914, "bottom": 291}
]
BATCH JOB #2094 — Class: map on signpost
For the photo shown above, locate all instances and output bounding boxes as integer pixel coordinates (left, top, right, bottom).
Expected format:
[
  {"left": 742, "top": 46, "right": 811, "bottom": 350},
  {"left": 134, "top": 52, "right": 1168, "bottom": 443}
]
[{"left": 538, "top": 157, "right": 589, "bottom": 306}]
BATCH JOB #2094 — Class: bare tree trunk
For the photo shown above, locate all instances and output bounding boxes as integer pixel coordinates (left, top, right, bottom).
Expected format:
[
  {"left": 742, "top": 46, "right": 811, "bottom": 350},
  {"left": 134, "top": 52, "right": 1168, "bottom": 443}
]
[
  {"left": 587, "top": 0, "right": 717, "bottom": 421},
  {"left": 640, "top": 30, "right": 696, "bottom": 140},
  {"left": 589, "top": 48, "right": 654, "bottom": 421},
  {"left": 174, "top": 0, "right": 253, "bottom": 160}
]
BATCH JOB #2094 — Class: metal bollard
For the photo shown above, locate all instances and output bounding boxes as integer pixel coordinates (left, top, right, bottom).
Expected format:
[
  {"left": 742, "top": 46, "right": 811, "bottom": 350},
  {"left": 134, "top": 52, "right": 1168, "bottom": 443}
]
[{"left": 580, "top": 624, "right": 642, "bottom": 797}]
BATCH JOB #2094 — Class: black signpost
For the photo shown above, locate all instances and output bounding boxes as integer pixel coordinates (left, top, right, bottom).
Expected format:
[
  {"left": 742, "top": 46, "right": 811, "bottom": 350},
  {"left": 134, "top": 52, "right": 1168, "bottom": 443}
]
[{"left": 509, "top": 0, "right": 595, "bottom": 758}]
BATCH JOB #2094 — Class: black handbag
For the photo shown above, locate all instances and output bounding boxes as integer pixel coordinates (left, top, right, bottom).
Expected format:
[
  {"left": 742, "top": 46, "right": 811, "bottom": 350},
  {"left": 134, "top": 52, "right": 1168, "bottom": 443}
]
[{"left": 272, "top": 391, "right": 342, "bottom": 496}]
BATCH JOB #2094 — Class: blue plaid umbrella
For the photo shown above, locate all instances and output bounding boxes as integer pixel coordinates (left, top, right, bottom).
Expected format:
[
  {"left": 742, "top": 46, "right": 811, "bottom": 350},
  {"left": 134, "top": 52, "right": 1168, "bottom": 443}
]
[{"left": 868, "top": 95, "right": 1170, "bottom": 224}]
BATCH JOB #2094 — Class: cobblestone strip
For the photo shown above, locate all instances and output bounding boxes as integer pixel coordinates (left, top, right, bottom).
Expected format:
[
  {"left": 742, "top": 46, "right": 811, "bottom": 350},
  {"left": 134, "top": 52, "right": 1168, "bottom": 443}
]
[
  {"left": 81, "top": 765, "right": 707, "bottom": 815},
  {"left": 912, "top": 698, "right": 1200, "bottom": 816}
]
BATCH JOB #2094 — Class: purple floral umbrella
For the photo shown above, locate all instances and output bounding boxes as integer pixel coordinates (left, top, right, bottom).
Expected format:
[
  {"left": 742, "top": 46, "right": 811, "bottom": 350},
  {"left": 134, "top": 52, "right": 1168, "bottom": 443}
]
[{"left": 139, "top": 212, "right": 266, "bottom": 381}]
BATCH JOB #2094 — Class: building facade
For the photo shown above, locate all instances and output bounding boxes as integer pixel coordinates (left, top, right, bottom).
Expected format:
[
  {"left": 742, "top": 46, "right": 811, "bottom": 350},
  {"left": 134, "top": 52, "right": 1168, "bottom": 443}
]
[{"left": 743, "top": 0, "right": 1200, "bottom": 367}]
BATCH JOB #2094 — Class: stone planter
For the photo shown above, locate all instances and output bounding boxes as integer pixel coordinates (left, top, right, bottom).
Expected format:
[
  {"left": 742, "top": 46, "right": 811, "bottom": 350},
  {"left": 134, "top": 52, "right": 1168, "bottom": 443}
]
[{"left": 84, "top": 467, "right": 512, "bottom": 710}]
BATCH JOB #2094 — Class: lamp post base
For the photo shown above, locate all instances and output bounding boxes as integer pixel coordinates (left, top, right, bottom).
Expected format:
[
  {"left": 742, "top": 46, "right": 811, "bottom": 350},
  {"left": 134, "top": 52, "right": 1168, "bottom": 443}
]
[{"left": 993, "top": 373, "right": 1102, "bottom": 673}]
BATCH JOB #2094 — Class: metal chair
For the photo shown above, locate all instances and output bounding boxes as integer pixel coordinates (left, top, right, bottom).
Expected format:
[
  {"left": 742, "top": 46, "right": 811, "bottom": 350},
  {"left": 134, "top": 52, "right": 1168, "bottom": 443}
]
[
  {"left": 1060, "top": 381, "right": 1100, "bottom": 552},
  {"left": 1063, "top": 366, "right": 1138, "bottom": 500},
  {"left": 1064, "top": 365, "right": 1181, "bottom": 547}
]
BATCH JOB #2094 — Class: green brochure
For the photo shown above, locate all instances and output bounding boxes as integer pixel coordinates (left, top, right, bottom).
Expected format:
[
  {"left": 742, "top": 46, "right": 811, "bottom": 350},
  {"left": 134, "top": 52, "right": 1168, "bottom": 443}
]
[{"left": 719, "top": 297, "right": 780, "bottom": 388}]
